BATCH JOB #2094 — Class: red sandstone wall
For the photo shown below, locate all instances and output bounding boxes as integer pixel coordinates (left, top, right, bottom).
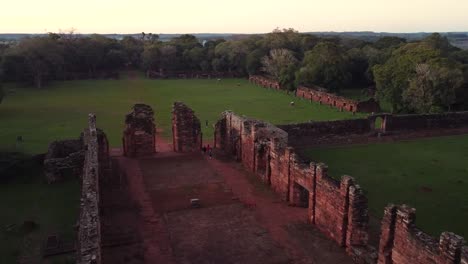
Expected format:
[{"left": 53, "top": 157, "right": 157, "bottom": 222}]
[
  {"left": 378, "top": 205, "right": 466, "bottom": 264},
  {"left": 249, "top": 75, "right": 281, "bottom": 90},
  {"left": 214, "top": 111, "right": 373, "bottom": 259},
  {"left": 313, "top": 164, "right": 353, "bottom": 246},
  {"left": 297, "top": 86, "right": 381, "bottom": 113},
  {"left": 172, "top": 102, "right": 202, "bottom": 152},
  {"left": 123, "top": 104, "right": 156, "bottom": 157},
  {"left": 215, "top": 111, "right": 468, "bottom": 264}
]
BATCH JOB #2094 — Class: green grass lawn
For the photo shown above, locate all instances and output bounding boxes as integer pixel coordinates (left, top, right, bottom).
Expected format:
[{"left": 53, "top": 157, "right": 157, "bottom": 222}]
[
  {"left": 304, "top": 135, "right": 468, "bottom": 238},
  {"left": 0, "top": 74, "right": 362, "bottom": 262},
  {"left": 0, "top": 155, "right": 80, "bottom": 263},
  {"left": 0, "top": 75, "right": 361, "bottom": 154}
]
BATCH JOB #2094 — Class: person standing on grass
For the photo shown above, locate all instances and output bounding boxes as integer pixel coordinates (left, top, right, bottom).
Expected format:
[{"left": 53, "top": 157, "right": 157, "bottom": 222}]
[{"left": 202, "top": 145, "right": 207, "bottom": 154}]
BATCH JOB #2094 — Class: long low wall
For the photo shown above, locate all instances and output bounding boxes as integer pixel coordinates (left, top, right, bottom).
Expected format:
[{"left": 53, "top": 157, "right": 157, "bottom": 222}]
[
  {"left": 214, "top": 111, "right": 468, "bottom": 264},
  {"left": 148, "top": 70, "right": 243, "bottom": 79},
  {"left": 297, "top": 86, "right": 381, "bottom": 113},
  {"left": 77, "top": 114, "right": 109, "bottom": 264},
  {"left": 386, "top": 112, "right": 468, "bottom": 131},
  {"left": 279, "top": 112, "right": 468, "bottom": 148},
  {"left": 249, "top": 75, "right": 281, "bottom": 90},
  {"left": 214, "top": 111, "right": 372, "bottom": 262}
]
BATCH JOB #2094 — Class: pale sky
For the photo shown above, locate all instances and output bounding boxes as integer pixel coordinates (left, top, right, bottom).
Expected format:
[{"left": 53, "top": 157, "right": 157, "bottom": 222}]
[{"left": 1, "top": 0, "right": 467, "bottom": 33}]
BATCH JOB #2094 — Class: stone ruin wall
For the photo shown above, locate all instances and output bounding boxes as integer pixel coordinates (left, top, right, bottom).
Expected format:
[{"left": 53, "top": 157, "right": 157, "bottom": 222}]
[
  {"left": 378, "top": 205, "right": 468, "bottom": 264},
  {"left": 296, "top": 86, "right": 381, "bottom": 113},
  {"left": 123, "top": 104, "right": 156, "bottom": 157},
  {"left": 249, "top": 75, "right": 281, "bottom": 90},
  {"left": 172, "top": 102, "right": 203, "bottom": 152},
  {"left": 279, "top": 112, "right": 468, "bottom": 148},
  {"left": 278, "top": 118, "right": 372, "bottom": 147},
  {"left": 214, "top": 111, "right": 467, "bottom": 264},
  {"left": 384, "top": 112, "right": 468, "bottom": 132},
  {"left": 248, "top": 75, "right": 380, "bottom": 113},
  {"left": 76, "top": 114, "right": 110, "bottom": 264},
  {"left": 148, "top": 70, "right": 243, "bottom": 79},
  {"left": 44, "top": 138, "right": 85, "bottom": 183},
  {"left": 214, "top": 111, "right": 372, "bottom": 262}
]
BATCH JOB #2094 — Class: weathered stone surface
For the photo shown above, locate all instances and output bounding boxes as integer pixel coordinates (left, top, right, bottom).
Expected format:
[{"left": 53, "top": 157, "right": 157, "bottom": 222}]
[
  {"left": 296, "top": 85, "right": 381, "bottom": 113},
  {"left": 123, "top": 104, "right": 156, "bottom": 157},
  {"left": 43, "top": 139, "right": 84, "bottom": 183},
  {"left": 172, "top": 102, "right": 202, "bottom": 152},
  {"left": 376, "top": 205, "right": 466, "bottom": 264},
  {"left": 215, "top": 111, "right": 468, "bottom": 264},
  {"left": 249, "top": 75, "right": 281, "bottom": 90},
  {"left": 77, "top": 114, "right": 109, "bottom": 264}
]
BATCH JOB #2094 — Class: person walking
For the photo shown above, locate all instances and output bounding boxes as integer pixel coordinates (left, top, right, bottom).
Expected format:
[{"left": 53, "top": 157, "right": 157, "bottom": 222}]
[{"left": 202, "top": 145, "right": 207, "bottom": 154}]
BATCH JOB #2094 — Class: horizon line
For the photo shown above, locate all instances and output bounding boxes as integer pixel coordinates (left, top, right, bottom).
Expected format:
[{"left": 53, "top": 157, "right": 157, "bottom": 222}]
[{"left": 1, "top": 30, "right": 468, "bottom": 35}]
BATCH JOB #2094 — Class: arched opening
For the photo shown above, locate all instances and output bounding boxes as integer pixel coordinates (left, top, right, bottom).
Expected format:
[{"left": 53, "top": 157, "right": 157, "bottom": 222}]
[
  {"left": 374, "top": 116, "right": 384, "bottom": 131},
  {"left": 292, "top": 183, "right": 309, "bottom": 208}
]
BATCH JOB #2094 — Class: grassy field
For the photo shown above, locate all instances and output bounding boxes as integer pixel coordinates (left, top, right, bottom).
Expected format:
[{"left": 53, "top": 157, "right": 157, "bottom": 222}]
[
  {"left": 0, "top": 75, "right": 361, "bottom": 154},
  {"left": 0, "top": 154, "right": 80, "bottom": 263},
  {"left": 304, "top": 135, "right": 468, "bottom": 238},
  {"left": 0, "top": 74, "right": 361, "bottom": 262}
]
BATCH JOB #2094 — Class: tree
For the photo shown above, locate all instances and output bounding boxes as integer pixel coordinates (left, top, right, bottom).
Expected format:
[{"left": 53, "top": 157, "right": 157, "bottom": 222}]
[
  {"left": 121, "top": 36, "right": 144, "bottom": 67},
  {"left": 141, "top": 44, "right": 161, "bottom": 73},
  {"left": 15, "top": 37, "right": 64, "bottom": 88},
  {"left": 246, "top": 49, "right": 266, "bottom": 75},
  {"left": 403, "top": 63, "right": 464, "bottom": 113},
  {"left": 372, "top": 42, "right": 442, "bottom": 112},
  {"left": 261, "top": 49, "right": 297, "bottom": 80},
  {"left": 296, "top": 41, "right": 351, "bottom": 92}
]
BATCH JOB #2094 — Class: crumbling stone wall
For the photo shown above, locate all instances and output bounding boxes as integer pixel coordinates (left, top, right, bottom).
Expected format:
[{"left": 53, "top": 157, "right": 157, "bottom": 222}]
[
  {"left": 43, "top": 138, "right": 84, "bottom": 183},
  {"left": 296, "top": 86, "right": 381, "bottom": 113},
  {"left": 123, "top": 104, "right": 156, "bottom": 157},
  {"left": 278, "top": 112, "right": 468, "bottom": 148},
  {"left": 148, "top": 70, "right": 243, "bottom": 79},
  {"left": 249, "top": 75, "right": 281, "bottom": 90},
  {"left": 214, "top": 111, "right": 373, "bottom": 261},
  {"left": 172, "top": 102, "right": 202, "bottom": 152},
  {"left": 377, "top": 205, "right": 466, "bottom": 264},
  {"left": 278, "top": 119, "right": 372, "bottom": 146},
  {"left": 77, "top": 114, "right": 109, "bottom": 264},
  {"left": 384, "top": 112, "right": 468, "bottom": 132},
  {"left": 215, "top": 111, "right": 468, "bottom": 264}
]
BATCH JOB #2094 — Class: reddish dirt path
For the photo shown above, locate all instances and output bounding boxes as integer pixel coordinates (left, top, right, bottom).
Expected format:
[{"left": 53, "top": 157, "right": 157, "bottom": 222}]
[
  {"left": 113, "top": 156, "right": 175, "bottom": 264},
  {"left": 205, "top": 155, "right": 311, "bottom": 263},
  {"left": 108, "top": 137, "right": 353, "bottom": 264}
]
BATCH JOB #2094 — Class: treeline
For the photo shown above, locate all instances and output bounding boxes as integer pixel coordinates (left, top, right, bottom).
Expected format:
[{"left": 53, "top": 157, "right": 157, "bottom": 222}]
[{"left": 1, "top": 29, "right": 468, "bottom": 113}]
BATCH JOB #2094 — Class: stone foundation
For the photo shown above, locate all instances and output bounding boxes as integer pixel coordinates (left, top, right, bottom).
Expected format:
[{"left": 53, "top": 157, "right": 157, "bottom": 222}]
[
  {"left": 172, "top": 102, "right": 202, "bottom": 152},
  {"left": 43, "top": 138, "right": 84, "bottom": 183},
  {"left": 123, "top": 104, "right": 156, "bottom": 157}
]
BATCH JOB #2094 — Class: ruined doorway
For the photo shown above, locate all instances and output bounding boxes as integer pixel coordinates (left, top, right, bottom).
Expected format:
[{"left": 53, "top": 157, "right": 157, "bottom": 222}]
[
  {"left": 374, "top": 116, "right": 384, "bottom": 132},
  {"left": 292, "top": 183, "right": 309, "bottom": 208}
]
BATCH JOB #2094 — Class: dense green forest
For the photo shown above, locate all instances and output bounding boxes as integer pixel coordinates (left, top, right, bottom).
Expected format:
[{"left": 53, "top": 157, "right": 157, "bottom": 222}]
[{"left": 1, "top": 29, "right": 468, "bottom": 113}]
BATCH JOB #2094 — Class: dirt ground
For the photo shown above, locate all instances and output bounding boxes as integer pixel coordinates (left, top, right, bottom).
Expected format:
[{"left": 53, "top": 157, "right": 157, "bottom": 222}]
[{"left": 101, "top": 137, "right": 354, "bottom": 264}]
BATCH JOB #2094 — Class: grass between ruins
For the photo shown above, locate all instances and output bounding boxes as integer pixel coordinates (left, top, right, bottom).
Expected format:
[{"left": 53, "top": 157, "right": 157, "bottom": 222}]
[
  {"left": 0, "top": 74, "right": 359, "bottom": 262},
  {"left": 304, "top": 134, "right": 468, "bottom": 238},
  {"left": 0, "top": 154, "right": 80, "bottom": 263},
  {"left": 0, "top": 74, "right": 361, "bottom": 154}
]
